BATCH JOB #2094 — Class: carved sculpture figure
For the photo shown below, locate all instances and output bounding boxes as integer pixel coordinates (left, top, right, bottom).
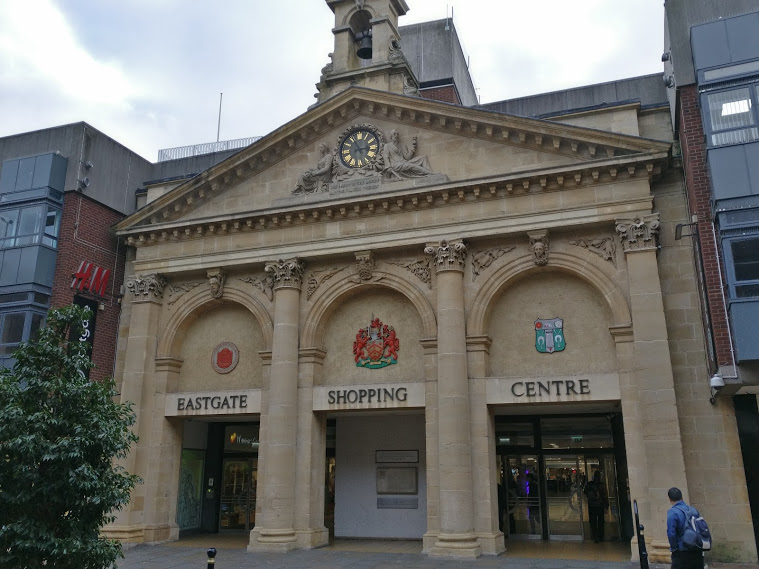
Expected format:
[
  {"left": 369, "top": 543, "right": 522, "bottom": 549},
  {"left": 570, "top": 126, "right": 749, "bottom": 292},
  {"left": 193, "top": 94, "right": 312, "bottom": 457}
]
[
  {"left": 208, "top": 269, "right": 226, "bottom": 299},
  {"left": 294, "top": 143, "right": 333, "bottom": 194},
  {"left": 528, "top": 231, "right": 550, "bottom": 266},
  {"left": 381, "top": 129, "right": 432, "bottom": 180}
]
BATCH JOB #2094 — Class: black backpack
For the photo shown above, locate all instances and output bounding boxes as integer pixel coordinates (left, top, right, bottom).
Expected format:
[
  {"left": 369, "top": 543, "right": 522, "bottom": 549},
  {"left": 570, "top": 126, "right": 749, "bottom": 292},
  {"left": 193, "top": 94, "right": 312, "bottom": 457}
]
[{"left": 676, "top": 505, "right": 712, "bottom": 551}]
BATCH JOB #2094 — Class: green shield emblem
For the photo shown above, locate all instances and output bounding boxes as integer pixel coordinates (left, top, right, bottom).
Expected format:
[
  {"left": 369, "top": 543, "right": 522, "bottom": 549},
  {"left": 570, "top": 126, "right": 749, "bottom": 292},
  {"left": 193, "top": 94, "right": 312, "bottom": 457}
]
[{"left": 535, "top": 318, "right": 565, "bottom": 353}]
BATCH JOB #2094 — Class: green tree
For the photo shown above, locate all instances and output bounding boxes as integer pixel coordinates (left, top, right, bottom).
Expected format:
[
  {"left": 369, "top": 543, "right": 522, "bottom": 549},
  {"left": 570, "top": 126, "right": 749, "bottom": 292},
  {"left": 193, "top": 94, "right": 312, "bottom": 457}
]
[{"left": 0, "top": 305, "right": 139, "bottom": 569}]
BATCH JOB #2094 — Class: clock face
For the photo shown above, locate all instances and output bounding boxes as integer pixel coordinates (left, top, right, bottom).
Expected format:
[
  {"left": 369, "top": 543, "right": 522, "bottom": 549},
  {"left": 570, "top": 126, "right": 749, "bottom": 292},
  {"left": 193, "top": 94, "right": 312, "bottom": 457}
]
[{"left": 340, "top": 129, "right": 378, "bottom": 168}]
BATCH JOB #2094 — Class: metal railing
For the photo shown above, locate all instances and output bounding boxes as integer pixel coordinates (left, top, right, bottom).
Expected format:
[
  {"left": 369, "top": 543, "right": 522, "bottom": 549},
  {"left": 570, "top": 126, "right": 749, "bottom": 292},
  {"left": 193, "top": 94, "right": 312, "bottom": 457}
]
[{"left": 157, "top": 136, "right": 262, "bottom": 162}]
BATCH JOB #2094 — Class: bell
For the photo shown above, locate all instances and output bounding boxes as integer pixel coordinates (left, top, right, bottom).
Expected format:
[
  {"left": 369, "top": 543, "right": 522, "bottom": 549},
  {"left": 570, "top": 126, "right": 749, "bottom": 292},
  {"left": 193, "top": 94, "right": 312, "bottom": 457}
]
[{"left": 356, "top": 35, "right": 372, "bottom": 59}]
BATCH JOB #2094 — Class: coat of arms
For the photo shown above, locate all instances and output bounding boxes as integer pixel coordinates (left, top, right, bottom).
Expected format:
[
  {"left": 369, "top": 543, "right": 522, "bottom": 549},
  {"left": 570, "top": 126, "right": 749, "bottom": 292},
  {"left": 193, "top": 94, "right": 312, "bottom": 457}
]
[
  {"left": 353, "top": 316, "right": 399, "bottom": 368},
  {"left": 535, "top": 318, "right": 565, "bottom": 353}
]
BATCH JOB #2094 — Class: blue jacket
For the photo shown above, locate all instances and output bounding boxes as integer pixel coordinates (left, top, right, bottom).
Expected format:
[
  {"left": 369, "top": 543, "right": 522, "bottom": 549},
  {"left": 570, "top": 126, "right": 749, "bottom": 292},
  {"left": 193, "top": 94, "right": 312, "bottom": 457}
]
[{"left": 667, "top": 500, "right": 698, "bottom": 552}]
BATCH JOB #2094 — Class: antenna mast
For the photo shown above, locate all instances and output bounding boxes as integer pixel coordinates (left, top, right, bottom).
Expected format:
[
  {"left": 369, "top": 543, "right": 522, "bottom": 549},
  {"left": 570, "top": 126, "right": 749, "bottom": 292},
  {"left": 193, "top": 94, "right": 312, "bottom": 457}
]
[{"left": 216, "top": 93, "right": 223, "bottom": 142}]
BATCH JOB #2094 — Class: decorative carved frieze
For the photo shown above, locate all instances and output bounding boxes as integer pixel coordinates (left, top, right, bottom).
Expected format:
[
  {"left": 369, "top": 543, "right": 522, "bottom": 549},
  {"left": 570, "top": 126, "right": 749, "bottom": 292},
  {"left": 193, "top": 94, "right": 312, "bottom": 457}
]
[
  {"left": 306, "top": 267, "right": 345, "bottom": 300},
  {"left": 167, "top": 281, "right": 203, "bottom": 305},
  {"left": 527, "top": 230, "right": 550, "bottom": 266},
  {"left": 568, "top": 237, "right": 617, "bottom": 266},
  {"left": 471, "top": 247, "right": 515, "bottom": 281},
  {"left": 207, "top": 268, "right": 227, "bottom": 299},
  {"left": 264, "top": 258, "right": 305, "bottom": 291},
  {"left": 355, "top": 251, "right": 376, "bottom": 281},
  {"left": 615, "top": 214, "right": 660, "bottom": 252},
  {"left": 238, "top": 275, "right": 274, "bottom": 302},
  {"left": 424, "top": 239, "right": 467, "bottom": 273},
  {"left": 127, "top": 274, "right": 167, "bottom": 300},
  {"left": 293, "top": 142, "right": 333, "bottom": 194},
  {"left": 387, "top": 258, "right": 432, "bottom": 287}
]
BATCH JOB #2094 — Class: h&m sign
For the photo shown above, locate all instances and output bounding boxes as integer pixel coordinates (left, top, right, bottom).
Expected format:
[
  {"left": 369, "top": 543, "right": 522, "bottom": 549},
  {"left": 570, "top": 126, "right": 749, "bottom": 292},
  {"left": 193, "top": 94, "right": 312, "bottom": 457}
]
[{"left": 71, "top": 261, "right": 111, "bottom": 297}]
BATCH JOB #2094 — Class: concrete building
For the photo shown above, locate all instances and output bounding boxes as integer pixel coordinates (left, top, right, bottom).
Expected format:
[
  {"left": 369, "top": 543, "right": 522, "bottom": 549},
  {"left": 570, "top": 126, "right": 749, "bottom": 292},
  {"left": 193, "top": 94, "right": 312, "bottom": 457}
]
[
  {"left": 663, "top": 0, "right": 759, "bottom": 554},
  {"left": 102, "top": 0, "right": 756, "bottom": 563}
]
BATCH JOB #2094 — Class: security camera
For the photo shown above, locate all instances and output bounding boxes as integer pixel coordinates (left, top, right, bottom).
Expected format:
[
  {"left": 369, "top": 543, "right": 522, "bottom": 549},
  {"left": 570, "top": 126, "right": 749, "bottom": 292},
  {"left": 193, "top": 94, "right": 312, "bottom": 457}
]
[{"left": 710, "top": 374, "right": 724, "bottom": 390}]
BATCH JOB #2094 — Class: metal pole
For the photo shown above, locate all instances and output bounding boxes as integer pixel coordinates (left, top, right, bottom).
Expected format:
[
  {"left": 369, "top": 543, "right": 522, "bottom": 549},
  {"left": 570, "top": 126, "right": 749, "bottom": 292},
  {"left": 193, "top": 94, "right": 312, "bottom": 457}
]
[
  {"left": 207, "top": 547, "right": 217, "bottom": 568},
  {"left": 216, "top": 93, "right": 223, "bottom": 142},
  {"left": 633, "top": 499, "right": 650, "bottom": 569}
]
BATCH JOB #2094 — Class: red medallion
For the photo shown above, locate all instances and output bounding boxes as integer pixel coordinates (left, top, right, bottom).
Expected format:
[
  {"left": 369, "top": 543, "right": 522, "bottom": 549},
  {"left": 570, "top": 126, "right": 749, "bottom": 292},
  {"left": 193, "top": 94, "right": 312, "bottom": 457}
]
[{"left": 212, "top": 342, "right": 239, "bottom": 374}]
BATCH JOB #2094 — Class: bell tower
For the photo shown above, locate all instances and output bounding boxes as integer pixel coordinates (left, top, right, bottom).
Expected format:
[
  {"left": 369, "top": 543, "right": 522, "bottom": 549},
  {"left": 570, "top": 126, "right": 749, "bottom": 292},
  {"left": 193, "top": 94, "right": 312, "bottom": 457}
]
[{"left": 315, "top": 0, "right": 419, "bottom": 103}]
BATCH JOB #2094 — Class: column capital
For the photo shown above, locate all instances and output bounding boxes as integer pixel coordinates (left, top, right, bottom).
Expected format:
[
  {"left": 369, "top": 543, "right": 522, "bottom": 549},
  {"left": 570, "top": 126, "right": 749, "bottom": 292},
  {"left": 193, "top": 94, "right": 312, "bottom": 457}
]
[
  {"left": 424, "top": 239, "right": 467, "bottom": 274},
  {"left": 615, "top": 213, "right": 660, "bottom": 253},
  {"left": 127, "top": 273, "right": 167, "bottom": 301},
  {"left": 265, "top": 258, "right": 305, "bottom": 291}
]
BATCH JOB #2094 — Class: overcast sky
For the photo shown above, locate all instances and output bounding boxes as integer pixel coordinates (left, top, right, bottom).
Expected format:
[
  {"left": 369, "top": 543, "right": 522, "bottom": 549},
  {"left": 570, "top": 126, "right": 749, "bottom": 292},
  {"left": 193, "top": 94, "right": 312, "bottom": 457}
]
[{"left": 0, "top": 1, "right": 665, "bottom": 162}]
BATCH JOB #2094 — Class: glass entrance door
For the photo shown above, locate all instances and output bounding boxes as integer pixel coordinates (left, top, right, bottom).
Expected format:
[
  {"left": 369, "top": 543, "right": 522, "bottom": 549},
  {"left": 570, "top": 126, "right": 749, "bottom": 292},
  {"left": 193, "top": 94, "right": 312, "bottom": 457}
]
[
  {"left": 545, "top": 455, "right": 586, "bottom": 539},
  {"left": 219, "top": 458, "right": 257, "bottom": 531},
  {"left": 583, "top": 455, "right": 620, "bottom": 542},
  {"left": 500, "top": 455, "right": 542, "bottom": 538}
]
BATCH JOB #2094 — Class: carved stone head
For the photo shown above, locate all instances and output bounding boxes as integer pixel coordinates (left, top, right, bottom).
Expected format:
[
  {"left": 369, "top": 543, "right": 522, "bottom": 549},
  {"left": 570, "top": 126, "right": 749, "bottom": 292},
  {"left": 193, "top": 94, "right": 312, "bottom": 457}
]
[{"left": 528, "top": 231, "right": 549, "bottom": 266}]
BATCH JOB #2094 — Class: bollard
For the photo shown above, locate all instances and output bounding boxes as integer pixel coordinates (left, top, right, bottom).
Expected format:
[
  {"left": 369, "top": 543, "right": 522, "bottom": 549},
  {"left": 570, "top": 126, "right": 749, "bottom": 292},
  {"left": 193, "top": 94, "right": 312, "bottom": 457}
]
[
  {"left": 207, "top": 547, "right": 217, "bottom": 569},
  {"left": 633, "top": 500, "right": 649, "bottom": 569}
]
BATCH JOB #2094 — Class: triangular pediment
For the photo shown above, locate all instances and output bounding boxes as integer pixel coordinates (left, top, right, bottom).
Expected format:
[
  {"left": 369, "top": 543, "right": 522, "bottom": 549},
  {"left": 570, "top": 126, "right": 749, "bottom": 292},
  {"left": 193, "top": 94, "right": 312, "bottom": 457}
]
[{"left": 115, "top": 87, "right": 670, "bottom": 240}]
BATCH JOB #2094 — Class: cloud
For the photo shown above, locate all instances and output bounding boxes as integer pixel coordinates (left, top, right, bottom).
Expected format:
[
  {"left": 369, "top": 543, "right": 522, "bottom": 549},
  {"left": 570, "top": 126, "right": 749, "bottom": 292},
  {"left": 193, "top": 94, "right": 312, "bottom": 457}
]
[{"left": 0, "top": 0, "right": 139, "bottom": 108}]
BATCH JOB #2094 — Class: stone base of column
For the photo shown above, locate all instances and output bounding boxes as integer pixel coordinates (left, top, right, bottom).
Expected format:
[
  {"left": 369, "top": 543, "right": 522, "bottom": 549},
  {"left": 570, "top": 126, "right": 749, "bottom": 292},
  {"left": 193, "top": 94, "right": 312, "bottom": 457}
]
[
  {"left": 143, "top": 524, "right": 177, "bottom": 543},
  {"left": 648, "top": 540, "right": 673, "bottom": 563},
  {"left": 248, "top": 528, "right": 298, "bottom": 552},
  {"left": 100, "top": 524, "right": 145, "bottom": 543},
  {"left": 428, "top": 532, "right": 482, "bottom": 558},
  {"left": 476, "top": 532, "right": 506, "bottom": 556},
  {"left": 296, "top": 527, "right": 330, "bottom": 549}
]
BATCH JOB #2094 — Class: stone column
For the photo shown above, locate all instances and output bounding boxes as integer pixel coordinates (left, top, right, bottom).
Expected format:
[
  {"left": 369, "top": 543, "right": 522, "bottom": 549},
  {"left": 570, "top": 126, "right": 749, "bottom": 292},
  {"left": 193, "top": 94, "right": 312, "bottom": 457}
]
[
  {"left": 294, "top": 347, "right": 329, "bottom": 549},
  {"left": 103, "top": 273, "right": 167, "bottom": 542},
  {"left": 615, "top": 215, "right": 689, "bottom": 563},
  {"left": 425, "top": 239, "right": 481, "bottom": 558},
  {"left": 250, "top": 258, "right": 304, "bottom": 552}
]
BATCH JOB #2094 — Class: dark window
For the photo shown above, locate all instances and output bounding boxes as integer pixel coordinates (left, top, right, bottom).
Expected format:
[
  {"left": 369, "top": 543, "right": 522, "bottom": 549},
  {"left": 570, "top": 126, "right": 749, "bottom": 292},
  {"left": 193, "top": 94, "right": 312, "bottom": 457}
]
[
  {"left": 1, "top": 312, "right": 25, "bottom": 344},
  {"left": 725, "top": 236, "right": 759, "bottom": 299}
]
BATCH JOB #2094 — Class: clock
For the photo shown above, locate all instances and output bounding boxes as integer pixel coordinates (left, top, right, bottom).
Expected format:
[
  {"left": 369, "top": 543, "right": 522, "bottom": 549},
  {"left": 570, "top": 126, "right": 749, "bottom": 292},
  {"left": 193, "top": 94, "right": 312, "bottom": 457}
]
[{"left": 339, "top": 129, "right": 379, "bottom": 168}]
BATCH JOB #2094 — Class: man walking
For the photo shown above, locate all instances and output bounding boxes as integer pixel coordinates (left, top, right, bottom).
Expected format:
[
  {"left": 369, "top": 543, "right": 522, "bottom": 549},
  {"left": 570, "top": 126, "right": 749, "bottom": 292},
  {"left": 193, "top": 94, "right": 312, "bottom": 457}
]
[{"left": 666, "top": 487, "right": 704, "bottom": 569}]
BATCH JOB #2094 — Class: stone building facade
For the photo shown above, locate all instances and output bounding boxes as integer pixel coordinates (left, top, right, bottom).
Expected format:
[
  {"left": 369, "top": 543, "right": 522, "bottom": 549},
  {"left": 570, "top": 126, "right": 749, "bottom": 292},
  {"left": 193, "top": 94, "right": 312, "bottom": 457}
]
[{"left": 106, "top": 0, "right": 756, "bottom": 562}]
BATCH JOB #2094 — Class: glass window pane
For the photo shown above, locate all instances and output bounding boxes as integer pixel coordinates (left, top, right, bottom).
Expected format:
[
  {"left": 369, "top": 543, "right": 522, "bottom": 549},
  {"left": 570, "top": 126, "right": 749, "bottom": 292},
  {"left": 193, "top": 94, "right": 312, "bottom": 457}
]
[
  {"left": 18, "top": 205, "right": 43, "bottom": 235},
  {"left": 736, "top": 284, "right": 759, "bottom": 298},
  {"left": 732, "top": 238, "right": 759, "bottom": 282},
  {"left": 541, "top": 417, "right": 613, "bottom": 449},
  {"left": 495, "top": 422, "right": 535, "bottom": 447},
  {"left": 1, "top": 313, "right": 26, "bottom": 344},
  {"left": 0, "top": 293, "right": 29, "bottom": 303},
  {"left": 0, "top": 209, "right": 19, "bottom": 237},
  {"left": 33, "top": 293, "right": 49, "bottom": 306},
  {"left": 45, "top": 209, "right": 60, "bottom": 237},
  {"left": 708, "top": 88, "right": 755, "bottom": 132},
  {"left": 29, "top": 313, "right": 44, "bottom": 340}
]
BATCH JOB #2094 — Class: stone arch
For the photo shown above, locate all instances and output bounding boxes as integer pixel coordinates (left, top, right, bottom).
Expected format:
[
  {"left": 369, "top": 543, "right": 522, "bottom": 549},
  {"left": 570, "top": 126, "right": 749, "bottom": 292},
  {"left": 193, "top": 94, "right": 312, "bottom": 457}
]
[
  {"left": 157, "top": 283, "right": 274, "bottom": 358},
  {"left": 467, "top": 244, "right": 631, "bottom": 336},
  {"left": 301, "top": 271, "right": 436, "bottom": 349}
]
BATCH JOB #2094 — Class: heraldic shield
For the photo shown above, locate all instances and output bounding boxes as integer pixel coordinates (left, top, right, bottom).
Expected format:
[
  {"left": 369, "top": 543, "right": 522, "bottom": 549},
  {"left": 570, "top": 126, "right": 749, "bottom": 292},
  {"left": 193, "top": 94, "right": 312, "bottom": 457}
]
[
  {"left": 353, "top": 316, "right": 399, "bottom": 369},
  {"left": 535, "top": 317, "right": 565, "bottom": 353}
]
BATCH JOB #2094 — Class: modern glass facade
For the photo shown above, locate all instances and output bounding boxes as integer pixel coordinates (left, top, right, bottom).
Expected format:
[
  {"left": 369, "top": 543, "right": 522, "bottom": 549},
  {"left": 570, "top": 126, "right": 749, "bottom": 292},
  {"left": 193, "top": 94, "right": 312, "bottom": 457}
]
[{"left": 0, "top": 152, "right": 65, "bottom": 368}]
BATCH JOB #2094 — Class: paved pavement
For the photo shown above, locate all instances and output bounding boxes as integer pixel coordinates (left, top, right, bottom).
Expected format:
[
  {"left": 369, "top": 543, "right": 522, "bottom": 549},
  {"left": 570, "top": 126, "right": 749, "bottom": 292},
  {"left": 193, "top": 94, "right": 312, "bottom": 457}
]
[{"left": 115, "top": 543, "right": 639, "bottom": 569}]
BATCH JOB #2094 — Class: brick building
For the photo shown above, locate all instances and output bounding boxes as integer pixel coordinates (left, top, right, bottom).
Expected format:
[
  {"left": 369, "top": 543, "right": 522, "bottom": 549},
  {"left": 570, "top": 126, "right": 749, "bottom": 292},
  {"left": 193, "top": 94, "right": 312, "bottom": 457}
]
[{"left": 663, "top": 0, "right": 759, "bottom": 552}]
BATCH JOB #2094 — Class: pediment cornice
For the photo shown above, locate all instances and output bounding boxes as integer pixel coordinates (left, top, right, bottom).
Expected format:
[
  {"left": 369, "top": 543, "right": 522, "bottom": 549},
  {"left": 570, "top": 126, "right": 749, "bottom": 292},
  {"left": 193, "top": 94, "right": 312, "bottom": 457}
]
[
  {"left": 119, "top": 147, "right": 667, "bottom": 248},
  {"left": 115, "top": 87, "right": 671, "bottom": 235}
]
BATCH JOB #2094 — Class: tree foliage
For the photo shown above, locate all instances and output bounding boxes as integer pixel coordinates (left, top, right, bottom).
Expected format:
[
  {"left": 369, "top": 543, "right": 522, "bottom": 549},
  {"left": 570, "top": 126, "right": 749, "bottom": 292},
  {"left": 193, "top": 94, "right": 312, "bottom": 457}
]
[{"left": 0, "top": 305, "right": 139, "bottom": 569}]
